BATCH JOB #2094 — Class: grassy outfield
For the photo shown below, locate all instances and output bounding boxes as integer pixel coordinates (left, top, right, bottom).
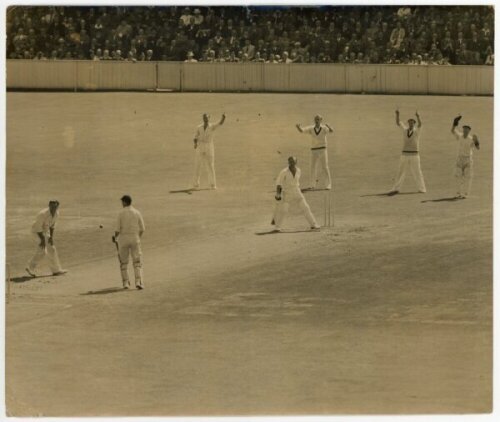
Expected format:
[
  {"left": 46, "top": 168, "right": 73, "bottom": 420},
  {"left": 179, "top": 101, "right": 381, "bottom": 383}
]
[{"left": 5, "top": 92, "right": 492, "bottom": 416}]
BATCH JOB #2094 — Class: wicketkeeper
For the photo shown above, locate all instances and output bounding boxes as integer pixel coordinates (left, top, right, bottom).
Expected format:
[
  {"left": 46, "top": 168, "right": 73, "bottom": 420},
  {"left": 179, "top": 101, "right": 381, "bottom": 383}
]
[
  {"left": 26, "top": 200, "right": 68, "bottom": 277},
  {"left": 451, "top": 115, "right": 480, "bottom": 199},
  {"left": 114, "top": 195, "right": 145, "bottom": 289}
]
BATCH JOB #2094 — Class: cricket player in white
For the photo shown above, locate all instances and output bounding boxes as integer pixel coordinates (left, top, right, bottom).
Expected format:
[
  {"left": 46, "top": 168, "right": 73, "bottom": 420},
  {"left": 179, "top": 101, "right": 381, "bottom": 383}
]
[
  {"left": 272, "top": 156, "right": 320, "bottom": 232},
  {"left": 114, "top": 195, "right": 146, "bottom": 289},
  {"left": 192, "top": 112, "right": 226, "bottom": 190},
  {"left": 451, "top": 115, "right": 480, "bottom": 198},
  {"left": 26, "top": 200, "right": 68, "bottom": 277},
  {"left": 388, "top": 109, "right": 427, "bottom": 196},
  {"left": 296, "top": 115, "right": 333, "bottom": 190}
]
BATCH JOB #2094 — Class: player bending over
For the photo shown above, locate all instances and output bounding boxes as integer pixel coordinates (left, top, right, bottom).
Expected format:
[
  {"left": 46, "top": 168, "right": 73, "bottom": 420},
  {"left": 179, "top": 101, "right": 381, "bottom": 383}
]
[
  {"left": 271, "top": 156, "right": 320, "bottom": 232},
  {"left": 388, "top": 109, "right": 427, "bottom": 196},
  {"left": 26, "top": 200, "right": 68, "bottom": 277},
  {"left": 451, "top": 115, "right": 480, "bottom": 199},
  {"left": 295, "top": 114, "right": 333, "bottom": 190}
]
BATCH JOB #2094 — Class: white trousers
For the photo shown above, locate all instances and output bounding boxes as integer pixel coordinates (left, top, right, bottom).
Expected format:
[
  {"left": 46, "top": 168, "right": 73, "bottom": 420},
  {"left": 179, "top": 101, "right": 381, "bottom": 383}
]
[
  {"left": 392, "top": 154, "right": 426, "bottom": 192},
  {"left": 193, "top": 149, "right": 216, "bottom": 188},
  {"left": 455, "top": 156, "right": 473, "bottom": 197},
  {"left": 272, "top": 192, "right": 318, "bottom": 229},
  {"left": 310, "top": 148, "right": 332, "bottom": 189},
  {"left": 28, "top": 234, "right": 63, "bottom": 273},
  {"left": 118, "top": 235, "right": 143, "bottom": 287}
]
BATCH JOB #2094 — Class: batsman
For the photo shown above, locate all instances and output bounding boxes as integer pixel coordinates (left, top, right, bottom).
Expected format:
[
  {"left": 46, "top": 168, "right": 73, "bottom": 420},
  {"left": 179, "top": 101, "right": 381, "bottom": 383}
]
[{"left": 114, "top": 195, "right": 146, "bottom": 289}]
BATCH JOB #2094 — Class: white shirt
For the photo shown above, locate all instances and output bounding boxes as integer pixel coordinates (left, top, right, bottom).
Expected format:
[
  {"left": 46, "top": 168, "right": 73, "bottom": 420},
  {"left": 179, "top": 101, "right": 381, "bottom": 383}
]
[
  {"left": 116, "top": 206, "right": 145, "bottom": 236},
  {"left": 453, "top": 128, "right": 476, "bottom": 158},
  {"left": 302, "top": 125, "right": 331, "bottom": 149},
  {"left": 31, "top": 208, "right": 58, "bottom": 235},
  {"left": 399, "top": 123, "right": 421, "bottom": 153},
  {"left": 276, "top": 166, "right": 302, "bottom": 195},
  {"left": 194, "top": 122, "right": 222, "bottom": 154}
]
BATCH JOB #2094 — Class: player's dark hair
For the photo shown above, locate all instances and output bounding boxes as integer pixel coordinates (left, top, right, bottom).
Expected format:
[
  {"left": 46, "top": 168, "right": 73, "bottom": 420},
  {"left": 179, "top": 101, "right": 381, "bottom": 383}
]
[{"left": 121, "top": 195, "right": 132, "bottom": 205}]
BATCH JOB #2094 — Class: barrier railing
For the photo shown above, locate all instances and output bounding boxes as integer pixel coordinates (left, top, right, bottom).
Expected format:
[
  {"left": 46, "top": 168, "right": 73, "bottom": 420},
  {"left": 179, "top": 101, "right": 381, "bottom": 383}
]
[{"left": 6, "top": 60, "right": 494, "bottom": 95}]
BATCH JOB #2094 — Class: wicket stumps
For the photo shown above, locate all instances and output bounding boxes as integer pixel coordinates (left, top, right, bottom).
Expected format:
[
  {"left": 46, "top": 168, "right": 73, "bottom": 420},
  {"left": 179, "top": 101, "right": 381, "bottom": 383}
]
[{"left": 323, "top": 190, "right": 333, "bottom": 227}]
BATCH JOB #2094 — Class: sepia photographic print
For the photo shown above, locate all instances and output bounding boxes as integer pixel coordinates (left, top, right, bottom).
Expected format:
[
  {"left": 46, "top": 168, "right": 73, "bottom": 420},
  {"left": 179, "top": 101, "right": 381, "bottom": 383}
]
[{"left": 3, "top": 1, "right": 495, "bottom": 418}]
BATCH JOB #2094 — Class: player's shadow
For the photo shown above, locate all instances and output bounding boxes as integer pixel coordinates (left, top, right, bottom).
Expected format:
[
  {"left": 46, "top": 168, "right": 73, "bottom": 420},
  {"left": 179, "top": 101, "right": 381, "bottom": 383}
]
[
  {"left": 169, "top": 189, "right": 194, "bottom": 195},
  {"left": 255, "top": 229, "right": 320, "bottom": 235},
  {"left": 360, "top": 192, "right": 421, "bottom": 197},
  {"left": 421, "top": 196, "right": 464, "bottom": 203},
  {"left": 10, "top": 275, "right": 53, "bottom": 283},
  {"left": 169, "top": 188, "right": 213, "bottom": 195},
  {"left": 81, "top": 287, "right": 128, "bottom": 295}
]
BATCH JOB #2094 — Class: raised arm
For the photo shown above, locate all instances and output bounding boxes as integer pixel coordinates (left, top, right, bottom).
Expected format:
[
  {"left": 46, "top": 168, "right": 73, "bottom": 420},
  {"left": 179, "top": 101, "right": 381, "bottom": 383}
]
[
  {"left": 395, "top": 109, "right": 400, "bottom": 126},
  {"left": 219, "top": 113, "right": 226, "bottom": 126},
  {"left": 415, "top": 111, "right": 422, "bottom": 128},
  {"left": 451, "top": 115, "right": 462, "bottom": 135},
  {"left": 473, "top": 134, "right": 480, "bottom": 150},
  {"left": 325, "top": 124, "right": 334, "bottom": 133},
  {"left": 295, "top": 123, "right": 304, "bottom": 133}
]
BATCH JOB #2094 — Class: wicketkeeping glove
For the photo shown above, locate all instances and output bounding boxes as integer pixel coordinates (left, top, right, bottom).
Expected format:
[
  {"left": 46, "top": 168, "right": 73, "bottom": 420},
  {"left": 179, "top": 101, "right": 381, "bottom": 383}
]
[{"left": 453, "top": 115, "right": 462, "bottom": 126}]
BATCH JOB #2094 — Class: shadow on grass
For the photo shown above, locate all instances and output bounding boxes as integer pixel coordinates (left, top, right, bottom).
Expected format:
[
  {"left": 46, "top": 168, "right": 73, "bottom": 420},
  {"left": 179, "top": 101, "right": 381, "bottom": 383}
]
[
  {"left": 360, "top": 192, "right": 422, "bottom": 197},
  {"left": 170, "top": 188, "right": 215, "bottom": 195},
  {"left": 81, "top": 287, "right": 128, "bottom": 296},
  {"left": 256, "top": 229, "right": 320, "bottom": 235},
  {"left": 421, "top": 196, "right": 464, "bottom": 203},
  {"left": 169, "top": 189, "right": 194, "bottom": 195},
  {"left": 10, "top": 275, "right": 53, "bottom": 283}
]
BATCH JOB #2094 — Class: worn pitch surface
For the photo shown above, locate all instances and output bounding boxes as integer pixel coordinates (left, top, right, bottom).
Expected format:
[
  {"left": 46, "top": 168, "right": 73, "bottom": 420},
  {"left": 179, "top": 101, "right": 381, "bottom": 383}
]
[{"left": 5, "top": 92, "right": 493, "bottom": 415}]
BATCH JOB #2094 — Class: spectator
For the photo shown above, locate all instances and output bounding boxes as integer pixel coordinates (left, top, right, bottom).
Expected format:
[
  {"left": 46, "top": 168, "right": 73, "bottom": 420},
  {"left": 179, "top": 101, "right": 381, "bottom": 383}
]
[
  {"left": 6, "top": 6, "right": 494, "bottom": 65},
  {"left": 192, "top": 9, "right": 203, "bottom": 26},
  {"left": 180, "top": 8, "right": 192, "bottom": 26},
  {"left": 282, "top": 51, "right": 292, "bottom": 63},
  {"left": 242, "top": 39, "right": 255, "bottom": 59},
  {"left": 185, "top": 51, "right": 197, "bottom": 62},
  {"left": 484, "top": 46, "right": 494, "bottom": 65},
  {"left": 390, "top": 21, "right": 405, "bottom": 49}
]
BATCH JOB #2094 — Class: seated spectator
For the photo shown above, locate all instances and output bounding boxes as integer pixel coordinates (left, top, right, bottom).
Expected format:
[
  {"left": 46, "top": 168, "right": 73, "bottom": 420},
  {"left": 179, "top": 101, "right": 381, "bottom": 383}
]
[
  {"left": 252, "top": 51, "right": 265, "bottom": 62},
  {"left": 282, "top": 51, "right": 292, "bottom": 63},
  {"left": 126, "top": 50, "right": 136, "bottom": 62},
  {"left": 180, "top": 8, "right": 192, "bottom": 26},
  {"left": 242, "top": 39, "right": 255, "bottom": 60},
  {"left": 185, "top": 51, "right": 198, "bottom": 62},
  {"left": 192, "top": 9, "right": 204, "bottom": 26}
]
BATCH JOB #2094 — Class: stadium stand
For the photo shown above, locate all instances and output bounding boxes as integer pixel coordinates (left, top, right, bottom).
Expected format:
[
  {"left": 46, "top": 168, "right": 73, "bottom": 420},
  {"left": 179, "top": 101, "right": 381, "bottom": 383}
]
[{"left": 6, "top": 5, "right": 494, "bottom": 65}]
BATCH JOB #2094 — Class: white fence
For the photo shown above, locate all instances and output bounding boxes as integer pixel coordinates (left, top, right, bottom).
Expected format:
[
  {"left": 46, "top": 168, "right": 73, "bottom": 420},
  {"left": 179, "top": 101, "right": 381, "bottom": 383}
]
[{"left": 6, "top": 60, "right": 494, "bottom": 95}]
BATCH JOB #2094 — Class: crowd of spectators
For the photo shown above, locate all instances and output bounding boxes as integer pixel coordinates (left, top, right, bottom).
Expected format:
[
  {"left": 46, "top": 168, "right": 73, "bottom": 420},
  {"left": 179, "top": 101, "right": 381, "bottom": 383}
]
[{"left": 7, "top": 6, "right": 494, "bottom": 65}]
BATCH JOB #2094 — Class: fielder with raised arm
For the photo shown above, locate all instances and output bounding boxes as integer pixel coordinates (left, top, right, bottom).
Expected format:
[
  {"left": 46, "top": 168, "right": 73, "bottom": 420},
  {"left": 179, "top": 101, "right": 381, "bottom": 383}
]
[
  {"left": 451, "top": 115, "right": 480, "bottom": 199},
  {"left": 295, "top": 114, "right": 333, "bottom": 190},
  {"left": 114, "top": 195, "right": 145, "bottom": 290},
  {"left": 192, "top": 112, "right": 226, "bottom": 190},
  {"left": 26, "top": 200, "right": 68, "bottom": 277},
  {"left": 271, "top": 156, "right": 320, "bottom": 232},
  {"left": 388, "top": 109, "right": 427, "bottom": 196}
]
